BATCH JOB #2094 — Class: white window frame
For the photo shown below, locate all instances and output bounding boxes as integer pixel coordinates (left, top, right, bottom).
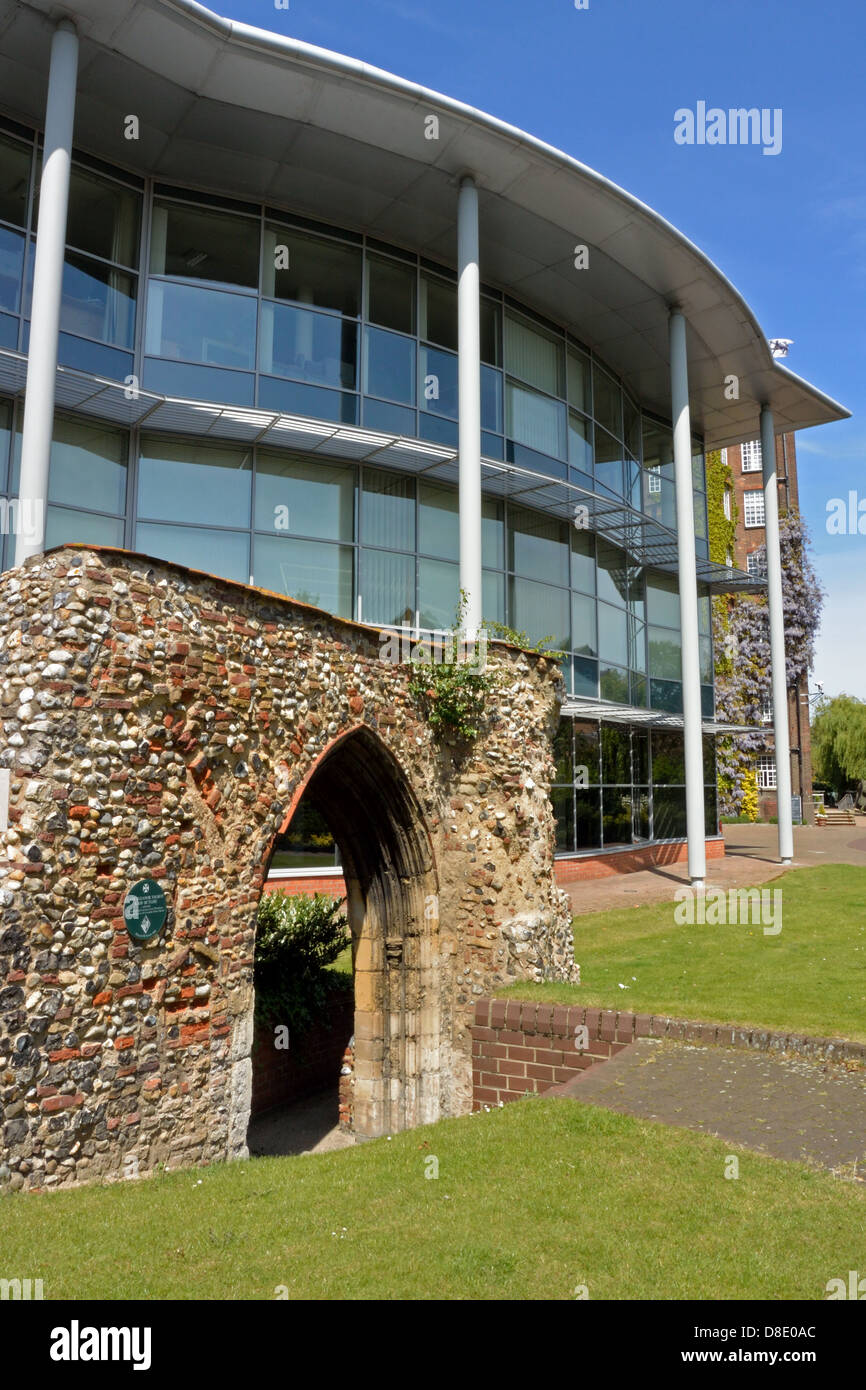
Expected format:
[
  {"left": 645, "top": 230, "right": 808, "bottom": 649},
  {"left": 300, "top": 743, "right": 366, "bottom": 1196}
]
[
  {"left": 746, "top": 550, "right": 766, "bottom": 577},
  {"left": 647, "top": 464, "right": 662, "bottom": 495},
  {"left": 723, "top": 489, "right": 731, "bottom": 520},
  {"left": 743, "top": 491, "right": 765, "bottom": 528},
  {"left": 757, "top": 755, "right": 776, "bottom": 789},
  {"left": 741, "top": 439, "right": 763, "bottom": 472}
]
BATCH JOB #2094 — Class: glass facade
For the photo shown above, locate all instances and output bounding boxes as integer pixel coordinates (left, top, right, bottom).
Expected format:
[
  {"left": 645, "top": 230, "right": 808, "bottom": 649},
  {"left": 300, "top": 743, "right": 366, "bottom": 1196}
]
[{"left": 0, "top": 117, "right": 722, "bottom": 858}]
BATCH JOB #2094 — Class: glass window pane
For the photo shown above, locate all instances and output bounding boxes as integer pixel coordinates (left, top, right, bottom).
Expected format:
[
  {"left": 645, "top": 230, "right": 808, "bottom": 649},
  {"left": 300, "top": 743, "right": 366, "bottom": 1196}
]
[
  {"left": 480, "top": 298, "right": 501, "bottom": 367},
  {"left": 593, "top": 364, "right": 622, "bottom": 438},
  {"left": 653, "top": 787, "right": 686, "bottom": 839},
  {"left": 143, "top": 357, "right": 253, "bottom": 406},
  {"left": 0, "top": 398, "right": 10, "bottom": 492},
  {"left": 642, "top": 417, "right": 674, "bottom": 479},
  {"left": 571, "top": 591, "right": 597, "bottom": 657},
  {"left": 138, "top": 437, "right": 251, "bottom": 527},
  {"left": 50, "top": 165, "right": 142, "bottom": 267},
  {"left": 420, "top": 273, "right": 456, "bottom": 350},
  {"left": 509, "top": 506, "right": 569, "bottom": 585},
  {"left": 418, "top": 557, "right": 458, "bottom": 629},
  {"left": 568, "top": 412, "right": 592, "bottom": 473},
  {"left": 601, "top": 724, "right": 630, "bottom": 784},
  {"left": 263, "top": 225, "right": 361, "bottom": 316},
  {"left": 567, "top": 347, "right": 590, "bottom": 414},
  {"left": 650, "top": 678, "right": 683, "bottom": 714},
  {"left": 505, "top": 381, "right": 566, "bottom": 459},
  {"left": 259, "top": 375, "right": 357, "bottom": 424},
  {"left": 699, "top": 633, "right": 713, "bottom": 684},
  {"left": 624, "top": 396, "right": 641, "bottom": 460},
  {"left": 594, "top": 427, "right": 624, "bottom": 496},
  {"left": 553, "top": 719, "right": 573, "bottom": 782},
  {"left": 0, "top": 226, "right": 24, "bottom": 314},
  {"left": 136, "top": 521, "right": 249, "bottom": 584},
  {"left": 573, "top": 722, "right": 600, "bottom": 784},
  {"left": 633, "top": 787, "right": 650, "bottom": 840},
  {"left": 361, "top": 548, "right": 414, "bottom": 626},
  {"left": 596, "top": 541, "right": 629, "bottom": 607},
  {"left": 598, "top": 603, "right": 628, "bottom": 666},
  {"left": 646, "top": 573, "right": 680, "bottom": 626},
  {"left": 254, "top": 534, "right": 353, "bottom": 617},
  {"left": 482, "top": 498, "right": 504, "bottom": 570},
  {"left": 482, "top": 568, "right": 505, "bottom": 626},
  {"left": 150, "top": 199, "right": 258, "bottom": 289},
  {"left": 420, "top": 345, "right": 457, "bottom": 417},
  {"left": 57, "top": 333, "right": 132, "bottom": 381},
  {"left": 651, "top": 730, "right": 685, "bottom": 784},
  {"left": 367, "top": 253, "right": 416, "bottom": 334},
  {"left": 145, "top": 279, "right": 256, "bottom": 369},
  {"left": 552, "top": 786, "right": 575, "bottom": 853},
  {"left": 504, "top": 311, "right": 565, "bottom": 397},
  {"left": 692, "top": 442, "right": 706, "bottom": 493},
  {"left": 602, "top": 787, "right": 632, "bottom": 846},
  {"left": 260, "top": 302, "right": 357, "bottom": 388},
  {"left": 255, "top": 454, "right": 354, "bottom": 540},
  {"left": 57, "top": 252, "right": 136, "bottom": 348},
  {"left": 45, "top": 505, "right": 124, "bottom": 550},
  {"left": 648, "top": 625, "right": 682, "bottom": 680},
  {"left": 633, "top": 731, "right": 649, "bottom": 783},
  {"left": 571, "top": 655, "right": 598, "bottom": 698},
  {"left": 46, "top": 417, "right": 126, "bottom": 514},
  {"left": 364, "top": 326, "right": 415, "bottom": 405},
  {"left": 630, "top": 617, "right": 647, "bottom": 672},
  {"left": 362, "top": 467, "right": 415, "bottom": 551},
  {"left": 481, "top": 365, "right": 503, "bottom": 433},
  {"left": 599, "top": 664, "right": 629, "bottom": 702},
  {"left": 419, "top": 482, "right": 458, "bottom": 560},
  {"left": 575, "top": 789, "right": 601, "bottom": 848},
  {"left": 0, "top": 134, "right": 31, "bottom": 228},
  {"left": 509, "top": 578, "right": 569, "bottom": 649},
  {"left": 570, "top": 528, "right": 595, "bottom": 594}
]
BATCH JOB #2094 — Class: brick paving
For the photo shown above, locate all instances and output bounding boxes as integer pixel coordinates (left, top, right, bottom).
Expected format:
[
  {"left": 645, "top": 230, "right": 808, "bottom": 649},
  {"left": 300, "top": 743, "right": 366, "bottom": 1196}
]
[
  {"left": 565, "top": 820, "right": 866, "bottom": 916},
  {"left": 553, "top": 1038, "right": 866, "bottom": 1175}
]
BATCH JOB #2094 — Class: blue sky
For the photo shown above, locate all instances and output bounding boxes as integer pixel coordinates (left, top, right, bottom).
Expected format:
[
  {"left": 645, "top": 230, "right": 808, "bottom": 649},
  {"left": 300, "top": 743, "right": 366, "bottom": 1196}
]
[{"left": 220, "top": 0, "right": 864, "bottom": 698}]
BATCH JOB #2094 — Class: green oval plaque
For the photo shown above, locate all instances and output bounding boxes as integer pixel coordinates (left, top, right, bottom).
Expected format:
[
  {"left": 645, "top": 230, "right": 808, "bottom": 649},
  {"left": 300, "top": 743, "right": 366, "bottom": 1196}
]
[{"left": 123, "top": 879, "right": 168, "bottom": 942}]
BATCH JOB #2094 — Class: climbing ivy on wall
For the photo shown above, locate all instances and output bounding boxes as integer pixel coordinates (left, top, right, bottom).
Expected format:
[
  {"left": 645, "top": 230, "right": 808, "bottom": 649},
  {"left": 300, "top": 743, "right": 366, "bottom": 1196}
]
[{"left": 706, "top": 475, "right": 823, "bottom": 816}]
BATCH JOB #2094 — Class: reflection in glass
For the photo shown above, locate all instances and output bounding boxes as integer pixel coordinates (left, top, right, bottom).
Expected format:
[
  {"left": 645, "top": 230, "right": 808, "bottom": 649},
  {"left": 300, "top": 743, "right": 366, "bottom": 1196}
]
[
  {"left": 136, "top": 520, "right": 250, "bottom": 583},
  {"left": 362, "top": 468, "right": 415, "bottom": 551},
  {"left": 0, "top": 135, "right": 31, "bottom": 228},
  {"left": 364, "top": 326, "right": 416, "bottom": 405},
  {"left": 601, "top": 724, "right": 631, "bottom": 783},
  {"left": 567, "top": 347, "right": 590, "bottom": 414},
  {"left": 598, "top": 603, "right": 628, "bottom": 666},
  {"left": 653, "top": 787, "right": 687, "bottom": 839},
  {"left": 552, "top": 787, "right": 575, "bottom": 853},
  {"left": 648, "top": 625, "right": 682, "bottom": 680},
  {"left": 150, "top": 199, "right": 258, "bottom": 289},
  {"left": 509, "top": 578, "right": 569, "bottom": 649},
  {"left": 367, "top": 254, "right": 416, "bottom": 334},
  {"left": 594, "top": 427, "right": 624, "bottom": 496},
  {"left": 602, "top": 788, "right": 631, "bottom": 846},
  {"left": 59, "top": 252, "right": 135, "bottom": 347},
  {"left": 646, "top": 573, "right": 680, "bottom": 627},
  {"left": 571, "top": 591, "right": 597, "bottom": 657},
  {"left": 592, "top": 364, "right": 622, "bottom": 439},
  {"left": 254, "top": 455, "right": 354, "bottom": 540},
  {"left": 45, "top": 506, "right": 124, "bottom": 549},
  {"left": 361, "top": 548, "right": 414, "bottom": 626},
  {"left": 0, "top": 227, "right": 24, "bottom": 313},
  {"left": 553, "top": 720, "right": 573, "bottom": 782},
  {"left": 48, "top": 417, "right": 127, "bottom": 514},
  {"left": 509, "top": 506, "right": 569, "bottom": 585},
  {"left": 596, "top": 540, "right": 629, "bottom": 607},
  {"left": 599, "top": 664, "right": 629, "bottom": 702},
  {"left": 418, "top": 557, "right": 458, "bottom": 629},
  {"left": 568, "top": 412, "right": 592, "bottom": 473},
  {"left": 138, "top": 437, "right": 251, "bottom": 527},
  {"left": 420, "top": 345, "right": 457, "bottom": 417},
  {"left": 260, "top": 302, "right": 357, "bottom": 388},
  {"left": 570, "top": 529, "right": 595, "bottom": 594},
  {"left": 575, "top": 789, "right": 601, "bottom": 849},
  {"left": 263, "top": 225, "right": 361, "bottom": 316},
  {"left": 651, "top": 730, "right": 685, "bottom": 783},
  {"left": 505, "top": 311, "right": 565, "bottom": 397},
  {"left": 573, "top": 722, "right": 600, "bottom": 783},
  {"left": 420, "top": 273, "right": 456, "bottom": 351},
  {"left": 63, "top": 165, "right": 140, "bottom": 267},
  {"left": 145, "top": 280, "right": 256, "bottom": 369},
  {"left": 254, "top": 534, "right": 353, "bottom": 616},
  {"left": 506, "top": 380, "right": 567, "bottom": 460},
  {"left": 481, "top": 365, "right": 503, "bottom": 433},
  {"left": 419, "top": 482, "right": 458, "bottom": 560}
]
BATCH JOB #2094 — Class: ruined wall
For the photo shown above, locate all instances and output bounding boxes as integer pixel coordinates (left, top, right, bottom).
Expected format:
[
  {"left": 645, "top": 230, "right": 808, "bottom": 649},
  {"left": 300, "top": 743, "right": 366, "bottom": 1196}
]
[{"left": 0, "top": 546, "right": 575, "bottom": 1191}]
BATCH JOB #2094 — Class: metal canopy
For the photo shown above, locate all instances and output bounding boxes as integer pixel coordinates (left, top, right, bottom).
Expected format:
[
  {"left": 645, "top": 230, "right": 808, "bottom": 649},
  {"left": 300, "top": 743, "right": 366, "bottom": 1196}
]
[
  {"left": 560, "top": 695, "right": 756, "bottom": 736},
  {"left": 0, "top": 0, "right": 849, "bottom": 449},
  {"left": 0, "top": 347, "right": 761, "bottom": 595}
]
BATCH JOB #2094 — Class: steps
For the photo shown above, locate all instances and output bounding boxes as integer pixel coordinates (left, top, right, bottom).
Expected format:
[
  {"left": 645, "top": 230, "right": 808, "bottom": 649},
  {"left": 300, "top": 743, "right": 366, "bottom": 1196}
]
[{"left": 818, "top": 809, "right": 857, "bottom": 826}]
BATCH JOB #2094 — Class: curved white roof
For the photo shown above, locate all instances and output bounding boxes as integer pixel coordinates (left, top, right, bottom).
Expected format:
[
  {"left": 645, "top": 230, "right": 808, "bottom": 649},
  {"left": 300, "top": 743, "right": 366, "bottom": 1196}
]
[{"left": 0, "top": 0, "right": 849, "bottom": 445}]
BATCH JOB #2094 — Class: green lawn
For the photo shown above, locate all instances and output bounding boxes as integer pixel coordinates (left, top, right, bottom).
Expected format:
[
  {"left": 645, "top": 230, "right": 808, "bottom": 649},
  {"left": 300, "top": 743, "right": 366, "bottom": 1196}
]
[
  {"left": 500, "top": 865, "right": 866, "bottom": 1043},
  {"left": 1, "top": 1098, "right": 862, "bottom": 1301}
]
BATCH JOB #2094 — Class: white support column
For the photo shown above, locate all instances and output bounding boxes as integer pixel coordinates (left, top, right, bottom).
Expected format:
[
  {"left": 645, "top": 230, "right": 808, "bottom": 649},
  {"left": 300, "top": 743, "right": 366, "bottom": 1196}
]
[
  {"left": 669, "top": 310, "right": 706, "bottom": 886},
  {"left": 14, "top": 19, "right": 78, "bottom": 566},
  {"left": 760, "top": 406, "right": 794, "bottom": 863},
  {"left": 457, "top": 176, "right": 482, "bottom": 639}
]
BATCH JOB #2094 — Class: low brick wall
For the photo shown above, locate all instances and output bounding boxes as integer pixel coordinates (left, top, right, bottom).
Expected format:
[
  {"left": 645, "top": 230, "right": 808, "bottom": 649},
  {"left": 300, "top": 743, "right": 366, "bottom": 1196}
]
[
  {"left": 472, "top": 999, "right": 866, "bottom": 1108},
  {"left": 251, "top": 990, "right": 354, "bottom": 1117}
]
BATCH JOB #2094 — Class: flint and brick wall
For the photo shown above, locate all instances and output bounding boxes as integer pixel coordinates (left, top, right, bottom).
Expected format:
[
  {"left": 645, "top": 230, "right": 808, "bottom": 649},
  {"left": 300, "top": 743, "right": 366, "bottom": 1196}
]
[{"left": 0, "top": 545, "right": 575, "bottom": 1191}]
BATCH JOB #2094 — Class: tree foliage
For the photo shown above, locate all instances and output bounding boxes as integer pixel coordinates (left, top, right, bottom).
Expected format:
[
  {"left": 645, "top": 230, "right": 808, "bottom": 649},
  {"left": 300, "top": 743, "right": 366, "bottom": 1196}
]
[
  {"left": 254, "top": 891, "right": 350, "bottom": 1032},
  {"left": 812, "top": 695, "right": 866, "bottom": 797}
]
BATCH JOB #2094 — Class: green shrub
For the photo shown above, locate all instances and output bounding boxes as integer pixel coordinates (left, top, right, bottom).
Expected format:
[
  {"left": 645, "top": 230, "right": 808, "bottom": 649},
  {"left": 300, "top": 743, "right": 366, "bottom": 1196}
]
[{"left": 254, "top": 891, "right": 350, "bottom": 1033}]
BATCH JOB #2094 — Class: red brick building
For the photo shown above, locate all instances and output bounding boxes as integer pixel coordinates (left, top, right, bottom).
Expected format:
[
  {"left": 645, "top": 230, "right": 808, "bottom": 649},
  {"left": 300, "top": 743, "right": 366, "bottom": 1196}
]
[{"left": 726, "top": 433, "right": 813, "bottom": 821}]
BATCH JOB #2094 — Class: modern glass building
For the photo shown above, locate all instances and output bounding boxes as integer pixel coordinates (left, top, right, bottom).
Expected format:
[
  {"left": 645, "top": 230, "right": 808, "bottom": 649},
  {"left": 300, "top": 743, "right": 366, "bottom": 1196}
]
[{"left": 0, "top": 0, "right": 848, "bottom": 881}]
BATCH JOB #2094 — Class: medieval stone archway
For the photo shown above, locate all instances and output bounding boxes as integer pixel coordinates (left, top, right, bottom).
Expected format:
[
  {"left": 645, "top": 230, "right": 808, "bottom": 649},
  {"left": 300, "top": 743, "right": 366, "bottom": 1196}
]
[
  {"left": 0, "top": 547, "right": 576, "bottom": 1191},
  {"left": 267, "top": 724, "right": 441, "bottom": 1139}
]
